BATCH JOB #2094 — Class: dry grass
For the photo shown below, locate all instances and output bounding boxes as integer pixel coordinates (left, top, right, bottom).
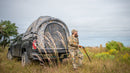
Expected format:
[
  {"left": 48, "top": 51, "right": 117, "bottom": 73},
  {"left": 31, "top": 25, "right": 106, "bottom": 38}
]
[{"left": 0, "top": 47, "right": 130, "bottom": 73}]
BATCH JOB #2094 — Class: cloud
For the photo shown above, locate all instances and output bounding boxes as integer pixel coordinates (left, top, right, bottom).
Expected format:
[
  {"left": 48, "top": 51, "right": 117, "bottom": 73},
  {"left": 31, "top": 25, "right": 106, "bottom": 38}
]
[{"left": 0, "top": 0, "right": 130, "bottom": 46}]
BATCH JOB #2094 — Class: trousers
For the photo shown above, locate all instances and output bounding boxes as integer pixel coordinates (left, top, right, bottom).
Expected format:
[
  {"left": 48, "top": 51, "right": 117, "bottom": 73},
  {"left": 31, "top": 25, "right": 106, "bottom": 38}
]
[{"left": 69, "top": 49, "right": 83, "bottom": 68}]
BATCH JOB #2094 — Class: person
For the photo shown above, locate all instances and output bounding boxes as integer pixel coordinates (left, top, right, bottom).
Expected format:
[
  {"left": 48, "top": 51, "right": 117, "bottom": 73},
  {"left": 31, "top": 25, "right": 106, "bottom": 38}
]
[{"left": 68, "top": 29, "right": 83, "bottom": 70}]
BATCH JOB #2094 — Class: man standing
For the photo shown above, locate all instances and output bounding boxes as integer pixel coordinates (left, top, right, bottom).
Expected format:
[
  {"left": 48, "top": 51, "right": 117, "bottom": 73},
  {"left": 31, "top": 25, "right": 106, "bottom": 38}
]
[{"left": 68, "top": 29, "right": 83, "bottom": 70}]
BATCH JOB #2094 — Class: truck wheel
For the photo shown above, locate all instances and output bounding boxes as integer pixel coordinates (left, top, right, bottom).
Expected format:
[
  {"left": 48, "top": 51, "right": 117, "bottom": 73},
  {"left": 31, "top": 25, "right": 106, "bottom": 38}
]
[
  {"left": 22, "top": 52, "right": 30, "bottom": 66},
  {"left": 55, "top": 58, "right": 63, "bottom": 64},
  {"left": 7, "top": 50, "right": 13, "bottom": 60},
  {"left": 59, "top": 58, "right": 63, "bottom": 63}
]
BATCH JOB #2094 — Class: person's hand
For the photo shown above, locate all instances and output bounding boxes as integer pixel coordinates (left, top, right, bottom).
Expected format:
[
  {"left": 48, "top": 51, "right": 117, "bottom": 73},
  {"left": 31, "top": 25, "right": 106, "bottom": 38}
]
[
  {"left": 82, "top": 46, "right": 85, "bottom": 48},
  {"left": 78, "top": 45, "right": 83, "bottom": 48}
]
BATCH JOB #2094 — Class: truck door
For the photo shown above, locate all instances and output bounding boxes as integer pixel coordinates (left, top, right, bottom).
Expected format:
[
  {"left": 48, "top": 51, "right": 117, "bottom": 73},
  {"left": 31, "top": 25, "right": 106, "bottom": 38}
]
[
  {"left": 15, "top": 37, "right": 22, "bottom": 56},
  {"left": 12, "top": 36, "right": 22, "bottom": 56}
]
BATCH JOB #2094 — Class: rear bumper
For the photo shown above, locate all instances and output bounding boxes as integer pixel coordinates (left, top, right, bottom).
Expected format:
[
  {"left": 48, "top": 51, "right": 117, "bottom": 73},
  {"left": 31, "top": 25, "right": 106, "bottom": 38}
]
[
  {"left": 30, "top": 49, "right": 69, "bottom": 60},
  {"left": 32, "top": 48, "right": 69, "bottom": 54}
]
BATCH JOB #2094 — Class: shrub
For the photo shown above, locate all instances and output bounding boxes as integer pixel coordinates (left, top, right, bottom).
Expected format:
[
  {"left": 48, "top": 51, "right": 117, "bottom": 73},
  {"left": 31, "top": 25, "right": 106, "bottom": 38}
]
[
  {"left": 122, "top": 53, "right": 130, "bottom": 60},
  {"left": 95, "top": 52, "right": 115, "bottom": 60},
  {"left": 106, "top": 40, "right": 129, "bottom": 51},
  {"left": 121, "top": 47, "right": 130, "bottom": 51},
  {"left": 108, "top": 49, "right": 118, "bottom": 55}
]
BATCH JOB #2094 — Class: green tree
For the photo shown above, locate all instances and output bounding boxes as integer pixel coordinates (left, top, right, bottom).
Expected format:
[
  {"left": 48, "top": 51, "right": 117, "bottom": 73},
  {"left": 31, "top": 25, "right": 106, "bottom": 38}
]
[
  {"left": 106, "top": 40, "right": 129, "bottom": 51},
  {"left": 0, "top": 20, "right": 18, "bottom": 49}
]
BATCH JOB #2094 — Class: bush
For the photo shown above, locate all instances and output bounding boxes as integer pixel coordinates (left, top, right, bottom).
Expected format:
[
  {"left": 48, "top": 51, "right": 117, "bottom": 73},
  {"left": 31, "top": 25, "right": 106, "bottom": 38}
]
[
  {"left": 108, "top": 49, "right": 118, "bottom": 55},
  {"left": 121, "top": 47, "right": 130, "bottom": 51},
  {"left": 95, "top": 52, "right": 115, "bottom": 60},
  {"left": 95, "top": 41, "right": 130, "bottom": 60},
  {"left": 122, "top": 53, "right": 130, "bottom": 60},
  {"left": 106, "top": 40, "right": 129, "bottom": 51}
]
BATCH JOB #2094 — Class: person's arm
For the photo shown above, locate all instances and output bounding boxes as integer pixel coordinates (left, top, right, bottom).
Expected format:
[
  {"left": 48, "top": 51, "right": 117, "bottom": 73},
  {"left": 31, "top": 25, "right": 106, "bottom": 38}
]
[{"left": 69, "top": 37, "right": 79, "bottom": 47}]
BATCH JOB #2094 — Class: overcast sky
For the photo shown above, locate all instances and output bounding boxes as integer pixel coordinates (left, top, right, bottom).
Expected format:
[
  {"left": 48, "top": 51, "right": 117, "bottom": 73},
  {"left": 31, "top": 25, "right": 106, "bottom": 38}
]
[{"left": 0, "top": 0, "right": 130, "bottom": 47}]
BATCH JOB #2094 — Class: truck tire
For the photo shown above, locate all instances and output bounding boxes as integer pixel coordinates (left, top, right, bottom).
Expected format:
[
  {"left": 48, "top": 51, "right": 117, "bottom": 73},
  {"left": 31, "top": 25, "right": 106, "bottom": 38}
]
[
  {"left": 22, "top": 52, "right": 30, "bottom": 66},
  {"left": 59, "top": 58, "right": 63, "bottom": 63},
  {"left": 7, "top": 50, "right": 13, "bottom": 60}
]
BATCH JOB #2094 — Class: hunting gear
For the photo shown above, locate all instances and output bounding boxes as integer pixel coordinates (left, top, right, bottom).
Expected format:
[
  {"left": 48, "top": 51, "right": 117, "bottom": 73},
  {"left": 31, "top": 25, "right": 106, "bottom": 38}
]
[
  {"left": 68, "top": 29, "right": 84, "bottom": 69},
  {"left": 82, "top": 47, "right": 92, "bottom": 62}
]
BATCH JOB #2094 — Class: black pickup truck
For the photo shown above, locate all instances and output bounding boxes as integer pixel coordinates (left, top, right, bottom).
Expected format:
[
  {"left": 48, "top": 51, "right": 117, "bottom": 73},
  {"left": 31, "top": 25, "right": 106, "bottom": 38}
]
[{"left": 7, "top": 16, "right": 70, "bottom": 66}]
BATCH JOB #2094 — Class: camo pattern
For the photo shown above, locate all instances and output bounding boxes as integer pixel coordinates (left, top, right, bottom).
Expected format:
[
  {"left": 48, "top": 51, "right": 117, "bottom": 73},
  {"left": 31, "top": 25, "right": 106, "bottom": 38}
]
[{"left": 68, "top": 35, "right": 83, "bottom": 69}]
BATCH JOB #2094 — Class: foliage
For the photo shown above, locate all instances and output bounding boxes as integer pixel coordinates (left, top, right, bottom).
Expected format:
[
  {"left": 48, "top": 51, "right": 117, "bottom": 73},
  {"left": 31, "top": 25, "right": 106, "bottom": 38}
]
[
  {"left": 122, "top": 53, "right": 129, "bottom": 60},
  {"left": 106, "top": 40, "right": 129, "bottom": 51},
  {"left": 120, "top": 53, "right": 130, "bottom": 62},
  {"left": 106, "top": 40, "right": 122, "bottom": 51},
  {"left": 121, "top": 47, "right": 130, "bottom": 51},
  {"left": 0, "top": 47, "right": 130, "bottom": 73},
  {"left": 108, "top": 49, "right": 118, "bottom": 55},
  {"left": 0, "top": 20, "right": 18, "bottom": 48},
  {"left": 95, "top": 41, "right": 130, "bottom": 61},
  {"left": 95, "top": 52, "right": 115, "bottom": 60},
  {"left": 115, "top": 53, "right": 130, "bottom": 63}
]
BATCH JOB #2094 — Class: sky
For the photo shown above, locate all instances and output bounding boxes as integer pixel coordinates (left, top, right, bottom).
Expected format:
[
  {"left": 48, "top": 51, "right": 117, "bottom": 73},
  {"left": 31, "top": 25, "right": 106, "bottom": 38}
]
[{"left": 0, "top": 0, "right": 130, "bottom": 47}]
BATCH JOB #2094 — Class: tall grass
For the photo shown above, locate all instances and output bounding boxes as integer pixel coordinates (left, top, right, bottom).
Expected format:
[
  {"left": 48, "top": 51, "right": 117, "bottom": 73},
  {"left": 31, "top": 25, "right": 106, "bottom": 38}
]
[
  {"left": 35, "top": 31, "right": 69, "bottom": 65},
  {"left": 1, "top": 33, "right": 130, "bottom": 73},
  {"left": 0, "top": 47, "right": 130, "bottom": 73}
]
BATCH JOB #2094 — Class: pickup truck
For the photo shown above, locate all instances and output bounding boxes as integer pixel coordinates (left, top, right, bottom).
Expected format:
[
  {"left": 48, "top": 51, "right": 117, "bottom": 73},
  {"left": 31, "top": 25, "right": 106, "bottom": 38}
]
[{"left": 7, "top": 16, "right": 70, "bottom": 66}]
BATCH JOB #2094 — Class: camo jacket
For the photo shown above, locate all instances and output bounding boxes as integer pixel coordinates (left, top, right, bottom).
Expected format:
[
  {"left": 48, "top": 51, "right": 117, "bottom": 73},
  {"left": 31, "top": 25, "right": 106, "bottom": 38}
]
[{"left": 68, "top": 35, "right": 79, "bottom": 50}]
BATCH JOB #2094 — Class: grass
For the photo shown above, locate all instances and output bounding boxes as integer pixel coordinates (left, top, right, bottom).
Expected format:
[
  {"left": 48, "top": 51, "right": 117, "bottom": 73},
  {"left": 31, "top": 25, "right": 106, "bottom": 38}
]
[{"left": 0, "top": 47, "right": 130, "bottom": 73}]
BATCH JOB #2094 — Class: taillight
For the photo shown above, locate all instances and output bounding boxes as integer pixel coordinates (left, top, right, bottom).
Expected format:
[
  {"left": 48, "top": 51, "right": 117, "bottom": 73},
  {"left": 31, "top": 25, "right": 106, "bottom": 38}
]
[{"left": 32, "top": 40, "right": 37, "bottom": 49}]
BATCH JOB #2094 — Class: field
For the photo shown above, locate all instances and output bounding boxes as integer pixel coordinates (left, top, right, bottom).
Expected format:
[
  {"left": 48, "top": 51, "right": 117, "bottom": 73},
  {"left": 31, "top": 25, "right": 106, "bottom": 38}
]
[{"left": 0, "top": 47, "right": 130, "bottom": 73}]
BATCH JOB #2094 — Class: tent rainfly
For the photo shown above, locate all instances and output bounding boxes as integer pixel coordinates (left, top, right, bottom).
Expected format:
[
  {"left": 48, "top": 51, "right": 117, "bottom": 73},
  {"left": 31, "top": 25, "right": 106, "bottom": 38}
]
[{"left": 23, "top": 16, "right": 70, "bottom": 49}]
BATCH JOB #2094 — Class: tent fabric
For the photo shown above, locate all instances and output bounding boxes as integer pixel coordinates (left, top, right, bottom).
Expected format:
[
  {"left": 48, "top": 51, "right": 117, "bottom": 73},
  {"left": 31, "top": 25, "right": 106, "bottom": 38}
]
[{"left": 23, "top": 16, "right": 70, "bottom": 49}]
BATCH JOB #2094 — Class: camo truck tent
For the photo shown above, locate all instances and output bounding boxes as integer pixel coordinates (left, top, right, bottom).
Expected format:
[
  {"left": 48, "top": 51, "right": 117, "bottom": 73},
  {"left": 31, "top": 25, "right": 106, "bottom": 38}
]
[{"left": 23, "top": 16, "right": 70, "bottom": 49}]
